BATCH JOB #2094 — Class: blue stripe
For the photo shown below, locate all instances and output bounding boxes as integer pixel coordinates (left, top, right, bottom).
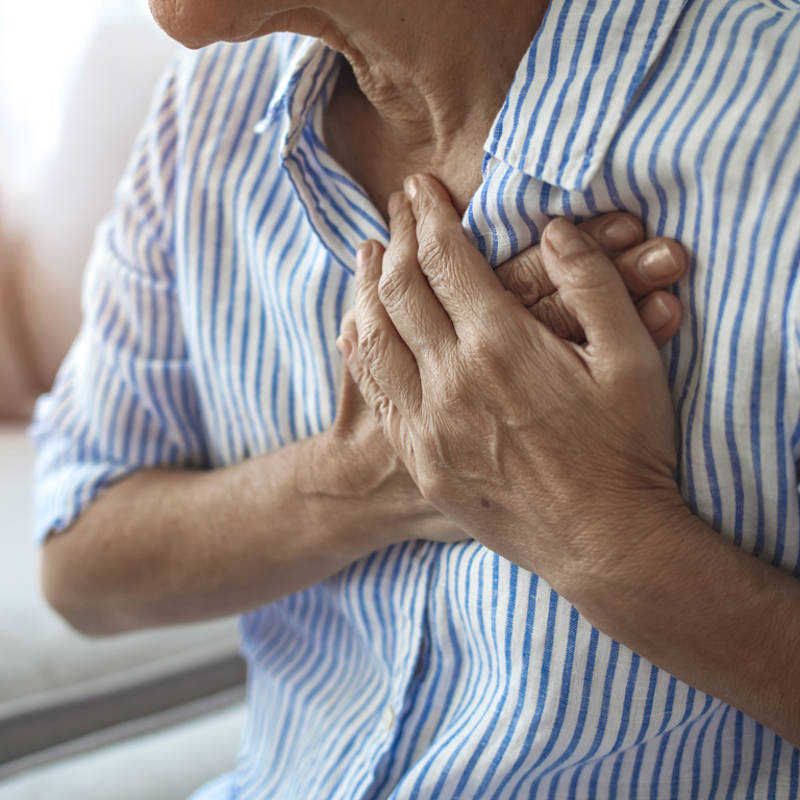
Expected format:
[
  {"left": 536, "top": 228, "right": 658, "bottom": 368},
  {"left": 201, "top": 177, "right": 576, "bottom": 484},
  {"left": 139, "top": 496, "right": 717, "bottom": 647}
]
[
  {"left": 708, "top": 11, "right": 783, "bottom": 544},
  {"left": 509, "top": 0, "right": 575, "bottom": 168},
  {"left": 677, "top": 0, "right": 757, "bottom": 517},
  {"left": 556, "top": 0, "right": 638, "bottom": 185},
  {"left": 526, "top": 0, "right": 597, "bottom": 175}
]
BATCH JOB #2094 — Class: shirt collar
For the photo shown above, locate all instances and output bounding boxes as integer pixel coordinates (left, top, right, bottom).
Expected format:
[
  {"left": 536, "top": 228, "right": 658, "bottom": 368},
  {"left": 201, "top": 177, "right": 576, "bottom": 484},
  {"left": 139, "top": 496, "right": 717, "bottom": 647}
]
[
  {"left": 254, "top": 35, "right": 340, "bottom": 155},
  {"left": 485, "top": 0, "right": 689, "bottom": 192},
  {"left": 253, "top": 0, "right": 689, "bottom": 199}
]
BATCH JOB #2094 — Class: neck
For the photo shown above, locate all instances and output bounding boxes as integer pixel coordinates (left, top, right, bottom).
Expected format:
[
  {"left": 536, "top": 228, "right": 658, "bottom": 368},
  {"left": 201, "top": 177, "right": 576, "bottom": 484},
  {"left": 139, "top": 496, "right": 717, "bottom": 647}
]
[
  {"left": 315, "top": 0, "right": 547, "bottom": 214},
  {"left": 325, "top": 1, "right": 547, "bottom": 157}
]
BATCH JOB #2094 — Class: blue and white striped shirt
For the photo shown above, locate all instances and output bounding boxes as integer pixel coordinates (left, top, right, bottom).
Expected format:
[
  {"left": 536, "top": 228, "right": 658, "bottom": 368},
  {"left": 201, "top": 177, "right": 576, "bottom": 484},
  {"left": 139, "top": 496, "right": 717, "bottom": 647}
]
[{"left": 33, "top": 0, "right": 800, "bottom": 795}]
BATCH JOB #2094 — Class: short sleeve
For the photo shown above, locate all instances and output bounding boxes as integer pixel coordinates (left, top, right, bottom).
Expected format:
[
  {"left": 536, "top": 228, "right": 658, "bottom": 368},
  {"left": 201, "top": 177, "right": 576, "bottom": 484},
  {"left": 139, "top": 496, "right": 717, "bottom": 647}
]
[{"left": 31, "top": 60, "right": 208, "bottom": 543}]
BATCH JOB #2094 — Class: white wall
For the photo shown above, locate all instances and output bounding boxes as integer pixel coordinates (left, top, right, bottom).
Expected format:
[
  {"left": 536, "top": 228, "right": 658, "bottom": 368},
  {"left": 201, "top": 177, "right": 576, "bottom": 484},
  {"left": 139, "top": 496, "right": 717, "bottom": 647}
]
[{"left": 0, "top": 0, "right": 178, "bottom": 386}]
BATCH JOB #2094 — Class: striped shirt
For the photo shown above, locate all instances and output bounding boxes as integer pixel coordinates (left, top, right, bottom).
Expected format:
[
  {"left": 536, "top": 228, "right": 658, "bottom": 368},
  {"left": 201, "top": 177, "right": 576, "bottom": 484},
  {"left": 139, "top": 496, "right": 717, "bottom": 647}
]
[{"left": 32, "top": 0, "right": 800, "bottom": 795}]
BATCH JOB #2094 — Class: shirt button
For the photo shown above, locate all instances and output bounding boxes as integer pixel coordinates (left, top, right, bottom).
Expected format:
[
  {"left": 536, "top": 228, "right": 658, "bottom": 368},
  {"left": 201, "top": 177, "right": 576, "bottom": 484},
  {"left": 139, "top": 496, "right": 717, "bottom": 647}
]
[{"left": 381, "top": 704, "right": 396, "bottom": 732}]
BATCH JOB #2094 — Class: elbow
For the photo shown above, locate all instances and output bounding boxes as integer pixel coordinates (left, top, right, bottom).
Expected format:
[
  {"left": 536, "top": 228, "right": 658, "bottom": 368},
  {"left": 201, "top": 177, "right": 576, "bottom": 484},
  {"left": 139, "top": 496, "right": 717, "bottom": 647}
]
[{"left": 40, "top": 533, "right": 128, "bottom": 637}]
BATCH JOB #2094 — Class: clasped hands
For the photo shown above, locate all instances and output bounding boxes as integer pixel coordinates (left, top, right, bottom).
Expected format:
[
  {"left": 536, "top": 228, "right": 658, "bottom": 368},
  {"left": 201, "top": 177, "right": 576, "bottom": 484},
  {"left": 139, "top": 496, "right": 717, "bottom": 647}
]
[{"left": 336, "top": 174, "right": 687, "bottom": 597}]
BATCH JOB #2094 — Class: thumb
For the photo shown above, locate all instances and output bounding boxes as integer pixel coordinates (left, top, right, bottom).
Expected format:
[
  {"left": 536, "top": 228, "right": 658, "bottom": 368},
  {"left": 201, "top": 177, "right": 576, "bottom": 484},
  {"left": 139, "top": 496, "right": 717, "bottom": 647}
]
[{"left": 540, "top": 218, "right": 666, "bottom": 360}]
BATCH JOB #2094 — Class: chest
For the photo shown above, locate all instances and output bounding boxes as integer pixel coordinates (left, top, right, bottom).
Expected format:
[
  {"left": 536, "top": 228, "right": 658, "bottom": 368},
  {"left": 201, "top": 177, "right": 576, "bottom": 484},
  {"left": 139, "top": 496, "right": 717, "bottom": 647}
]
[{"left": 175, "top": 45, "right": 800, "bottom": 564}]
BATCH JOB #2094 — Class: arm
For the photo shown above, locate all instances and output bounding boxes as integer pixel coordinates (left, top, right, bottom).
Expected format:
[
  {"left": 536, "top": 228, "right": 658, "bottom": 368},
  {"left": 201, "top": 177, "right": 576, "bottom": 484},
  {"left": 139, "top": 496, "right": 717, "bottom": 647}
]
[
  {"left": 41, "top": 369, "right": 454, "bottom": 636},
  {"left": 572, "top": 499, "right": 800, "bottom": 750},
  {"left": 42, "top": 210, "right": 681, "bottom": 636},
  {"left": 34, "top": 59, "right": 452, "bottom": 635},
  {"left": 35, "top": 45, "right": 684, "bottom": 637},
  {"left": 342, "top": 173, "right": 800, "bottom": 749},
  {"left": 40, "top": 211, "right": 684, "bottom": 636}
]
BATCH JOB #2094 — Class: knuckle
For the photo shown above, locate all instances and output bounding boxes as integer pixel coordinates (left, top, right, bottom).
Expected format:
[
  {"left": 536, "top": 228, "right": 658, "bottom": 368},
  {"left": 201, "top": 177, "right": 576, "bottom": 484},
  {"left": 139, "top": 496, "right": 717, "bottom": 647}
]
[
  {"left": 417, "top": 229, "right": 456, "bottom": 272},
  {"left": 531, "top": 296, "right": 584, "bottom": 342},
  {"left": 562, "top": 251, "right": 608, "bottom": 284},
  {"left": 499, "top": 254, "right": 552, "bottom": 306},
  {"left": 457, "top": 338, "right": 514, "bottom": 397},
  {"left": 462, "top": 334, "right": 500, "bottom": 367},
  {"left": 377, "top": 267, "right": 410, "bottom": 309},
  {"left": 504, "top": 269, "right": 536, "bottom": 304},
  {"left": 368, "top": 390, "right": 393, "bottom": 421},
  {"left": 357, "top": 323, "right": 385, "bottom": 364}
]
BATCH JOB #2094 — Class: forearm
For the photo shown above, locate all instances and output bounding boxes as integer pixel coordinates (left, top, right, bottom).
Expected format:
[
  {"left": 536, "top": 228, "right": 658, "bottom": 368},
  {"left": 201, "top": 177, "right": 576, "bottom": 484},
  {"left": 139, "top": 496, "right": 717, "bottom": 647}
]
[
  {"left": 41, "top": 431, "right": 423, "bottom": 635},
  {"left": 565, "top": 500, "right": 800, "bottom": 749}
]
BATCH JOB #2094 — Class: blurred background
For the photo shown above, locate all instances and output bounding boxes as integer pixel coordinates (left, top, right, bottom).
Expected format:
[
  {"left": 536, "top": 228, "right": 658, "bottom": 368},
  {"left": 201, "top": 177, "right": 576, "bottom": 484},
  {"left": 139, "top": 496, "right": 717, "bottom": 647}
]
[
  {"left": 0, "top": 0, "right": 176, "bottom": 419},
  {"left": 0, "top": 2, "right": 247, "bottom": 796}
]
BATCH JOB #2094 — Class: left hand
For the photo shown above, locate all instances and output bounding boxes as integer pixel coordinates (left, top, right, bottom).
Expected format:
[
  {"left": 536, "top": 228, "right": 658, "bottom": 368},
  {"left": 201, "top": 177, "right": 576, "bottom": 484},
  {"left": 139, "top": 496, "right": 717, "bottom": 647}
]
[{"left": 339, "top": 173, "right": 683, "bottom": 593}]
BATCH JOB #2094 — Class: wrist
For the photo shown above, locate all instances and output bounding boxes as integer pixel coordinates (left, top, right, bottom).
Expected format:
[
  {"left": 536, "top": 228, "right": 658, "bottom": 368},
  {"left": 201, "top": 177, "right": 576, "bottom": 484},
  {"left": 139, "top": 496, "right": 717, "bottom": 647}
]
[
  {"left": 560, "top": 489, "right": 694, "bottom": 626},
  {"left": 297, "top": 428, "right": 425, "bottom": 553}
]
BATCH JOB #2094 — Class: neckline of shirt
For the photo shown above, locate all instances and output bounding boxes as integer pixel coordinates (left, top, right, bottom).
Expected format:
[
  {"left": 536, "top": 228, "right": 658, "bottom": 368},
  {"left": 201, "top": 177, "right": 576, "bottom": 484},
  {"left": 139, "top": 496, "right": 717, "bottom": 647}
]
[{"left": 254, "top": 0, "right": 689, "bottom": 195}]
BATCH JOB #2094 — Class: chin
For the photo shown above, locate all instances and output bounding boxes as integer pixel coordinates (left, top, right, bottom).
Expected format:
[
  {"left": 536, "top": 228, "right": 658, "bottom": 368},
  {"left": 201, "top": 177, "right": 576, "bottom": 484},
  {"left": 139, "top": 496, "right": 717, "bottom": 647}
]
[
  {"left": 147, "top": 0, "right": 246, "bottom": 48},
  {"left": 148, "top": 1, "right": 325, "bottom": 49},
  {"left": 148, "top": 0, "right": 206, "bottom": 47}
]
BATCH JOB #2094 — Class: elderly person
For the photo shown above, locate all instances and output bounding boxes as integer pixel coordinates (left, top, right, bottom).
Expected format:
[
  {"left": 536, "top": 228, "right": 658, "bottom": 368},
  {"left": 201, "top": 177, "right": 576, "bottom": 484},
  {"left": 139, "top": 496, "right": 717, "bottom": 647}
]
[{"left": 33, "top": 0, "right": 799, "bottom": 797}]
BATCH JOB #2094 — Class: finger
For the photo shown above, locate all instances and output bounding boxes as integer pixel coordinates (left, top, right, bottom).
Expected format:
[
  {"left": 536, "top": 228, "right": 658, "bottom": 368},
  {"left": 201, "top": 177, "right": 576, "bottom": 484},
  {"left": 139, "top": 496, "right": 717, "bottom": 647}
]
[
  {"left": 339, "top": 322, "right": 411, "bottom": 460},
  {"left": 636, "top": 290, "right": 683, "bottom": 349},
  {"left": 528, "top": 293, "right": 584, "bottom": 341},
  {"left": 539, "top": 217, "right": 657, "bottom": 361},
  {"left": 495, "top": 246, "right": 554, "bottom": 307},
  {"left": 528, "top": 285, "right": 683, "bottom": 347},
  {"left": 497, "top": 230, "right": 684, "bottom": 310},
  {"left": 338, "top": 316, "right": 387, "bottom": 421},
  {"left": 496, "top": 233, "right": 598, "bottom": 308},
  {"left": 404, "top": 174, "right": 509, "bottom": 336},
  {"left": 379, "top": 192, "right": 456, "bottom": 362},
  {"left": 493, "top": 212, "right": 640, "bottom": 308},
  {"left": 339, "top": 312, "right": 420, "bottom": 479},
  {"left": 577, "top": 212, "right": 644, "bottom": 254},
  {"left": 333, "top": 311, "right": 361, "bottom": 427},
  {"left": 612, "top": 238, "right": 687, "bottom": 298},
  {"left": 352, "top": 240, "right": 422, "bottom": 415}
]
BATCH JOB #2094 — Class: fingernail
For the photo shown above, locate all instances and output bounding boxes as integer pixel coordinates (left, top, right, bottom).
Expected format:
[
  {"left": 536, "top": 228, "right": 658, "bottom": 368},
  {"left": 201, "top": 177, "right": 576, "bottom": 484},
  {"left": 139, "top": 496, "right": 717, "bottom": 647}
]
[
  {"left": 404, "top": 176, "right": 419, "bottom": 201},
  {"left": 601, "top": 216, "right": 640, "bottom": 247},
  {"left": 545, "top": 217, "right": 588, "bottom": 257},
  {"left": 638, "top": 243, "right": 678, "bottom": 282},
  {"left": 336, "top": 336, "right": 353, "bottom": 359},
  {"left": 640, "top": 295, "right": 673, "bottom": 330}
]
